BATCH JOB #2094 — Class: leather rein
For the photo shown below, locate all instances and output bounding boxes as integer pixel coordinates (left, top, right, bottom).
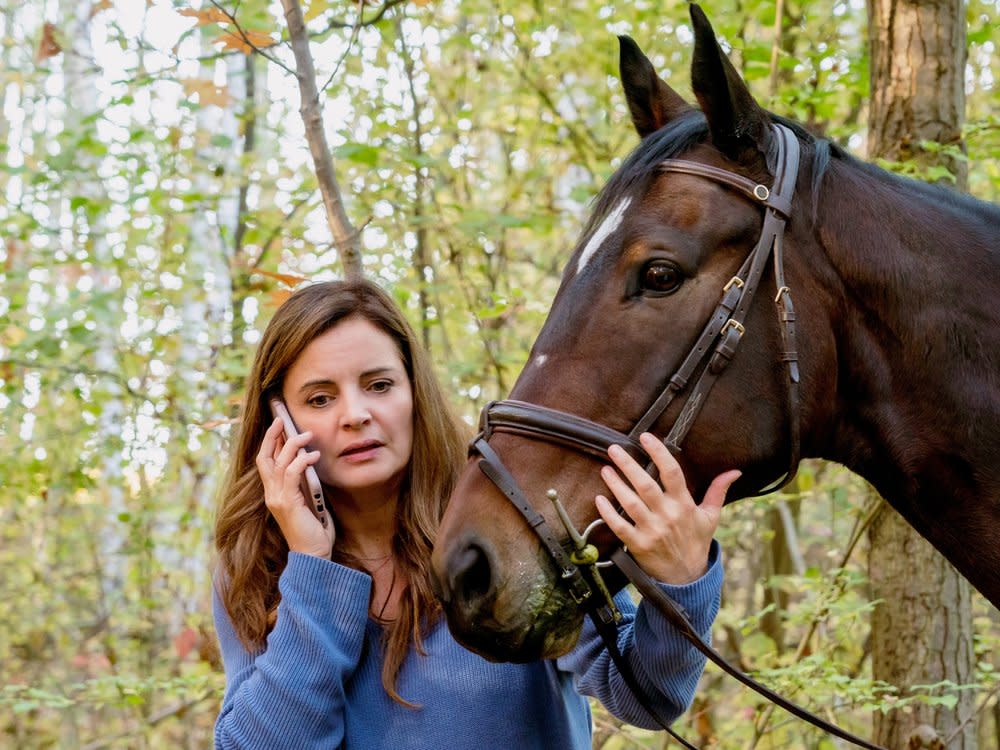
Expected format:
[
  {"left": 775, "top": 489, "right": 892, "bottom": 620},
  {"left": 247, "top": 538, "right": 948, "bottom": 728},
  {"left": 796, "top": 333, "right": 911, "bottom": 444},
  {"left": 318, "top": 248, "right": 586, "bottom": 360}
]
[{"left": 469, "top": 124, "right": 886, "bottom": 750}]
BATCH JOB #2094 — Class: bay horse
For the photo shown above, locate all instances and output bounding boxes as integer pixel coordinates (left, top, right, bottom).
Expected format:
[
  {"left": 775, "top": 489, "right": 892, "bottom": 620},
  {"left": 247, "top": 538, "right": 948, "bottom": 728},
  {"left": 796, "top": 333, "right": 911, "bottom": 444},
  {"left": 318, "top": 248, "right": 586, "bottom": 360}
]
[{"left": 430, "top": 4, "right": 1000, "bottom": 663}]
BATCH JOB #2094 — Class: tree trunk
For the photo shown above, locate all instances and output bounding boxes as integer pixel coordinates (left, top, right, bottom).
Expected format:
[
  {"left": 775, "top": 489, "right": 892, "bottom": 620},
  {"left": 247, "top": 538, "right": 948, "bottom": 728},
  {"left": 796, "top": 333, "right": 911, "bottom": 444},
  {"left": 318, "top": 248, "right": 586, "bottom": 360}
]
[
  {"left": 868, "top": 0, "right": 967, "bottom": 185},
  {"left": 866, "top": 2, "right": 974, "bottom": 748}
]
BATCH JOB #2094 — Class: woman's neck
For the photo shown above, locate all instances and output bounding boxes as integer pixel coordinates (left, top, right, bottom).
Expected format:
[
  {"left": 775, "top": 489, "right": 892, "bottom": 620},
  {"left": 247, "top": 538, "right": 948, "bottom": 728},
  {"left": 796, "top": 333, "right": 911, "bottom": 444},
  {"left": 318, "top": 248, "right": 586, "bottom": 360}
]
[{"left": 330, "top": 487, "right": 399, "bottom": 560}]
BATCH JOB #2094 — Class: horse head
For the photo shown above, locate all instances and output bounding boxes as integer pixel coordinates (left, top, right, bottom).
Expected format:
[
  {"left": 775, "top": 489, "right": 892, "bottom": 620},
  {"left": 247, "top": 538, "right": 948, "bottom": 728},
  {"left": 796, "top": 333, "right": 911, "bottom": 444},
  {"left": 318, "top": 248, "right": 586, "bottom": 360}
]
[{"left": 431, "top": 4, "right": 840, "bottom": 662}]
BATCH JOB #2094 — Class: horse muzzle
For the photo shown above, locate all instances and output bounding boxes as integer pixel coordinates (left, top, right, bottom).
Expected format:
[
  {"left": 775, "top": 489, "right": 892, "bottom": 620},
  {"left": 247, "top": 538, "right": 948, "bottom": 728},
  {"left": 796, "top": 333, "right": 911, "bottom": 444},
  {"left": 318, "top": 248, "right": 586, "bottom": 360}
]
[{"left": 431, "top": 530, "right": 585, "bottom": 662}]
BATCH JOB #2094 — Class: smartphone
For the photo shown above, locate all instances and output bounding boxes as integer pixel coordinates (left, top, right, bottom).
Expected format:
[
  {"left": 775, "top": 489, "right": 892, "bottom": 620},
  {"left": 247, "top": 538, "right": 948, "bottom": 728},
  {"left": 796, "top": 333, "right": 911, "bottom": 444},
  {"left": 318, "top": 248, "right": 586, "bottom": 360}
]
[{"left": 269, "top": 399, "right": 329, "bottom": 528}]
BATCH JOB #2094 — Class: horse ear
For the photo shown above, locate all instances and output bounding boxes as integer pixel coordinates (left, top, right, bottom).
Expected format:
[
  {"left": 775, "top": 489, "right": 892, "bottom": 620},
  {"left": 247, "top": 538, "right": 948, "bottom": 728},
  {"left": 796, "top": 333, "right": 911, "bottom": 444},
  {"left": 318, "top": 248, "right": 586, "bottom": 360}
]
[
  {"left": 689, "top": 4, "right": 772, "bottom": 161},
  {"left": 619, "top": 35, "right": 692, "bottom": 138}
]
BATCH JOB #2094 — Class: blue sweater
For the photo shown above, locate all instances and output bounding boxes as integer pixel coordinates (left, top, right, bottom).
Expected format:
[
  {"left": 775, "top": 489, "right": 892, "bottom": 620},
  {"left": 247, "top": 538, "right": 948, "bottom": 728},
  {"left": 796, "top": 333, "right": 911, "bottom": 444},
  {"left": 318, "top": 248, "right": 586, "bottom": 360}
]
[{"left": 213, "top": 543, "right": 722, "bottom": 749}]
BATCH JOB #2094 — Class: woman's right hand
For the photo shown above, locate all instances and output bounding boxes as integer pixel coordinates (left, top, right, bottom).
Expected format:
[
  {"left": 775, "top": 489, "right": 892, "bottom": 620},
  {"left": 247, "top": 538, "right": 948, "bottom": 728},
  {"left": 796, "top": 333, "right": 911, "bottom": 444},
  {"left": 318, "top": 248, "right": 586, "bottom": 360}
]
[{"left": 256, "top": 417, "right": 336, "bottom": 558}]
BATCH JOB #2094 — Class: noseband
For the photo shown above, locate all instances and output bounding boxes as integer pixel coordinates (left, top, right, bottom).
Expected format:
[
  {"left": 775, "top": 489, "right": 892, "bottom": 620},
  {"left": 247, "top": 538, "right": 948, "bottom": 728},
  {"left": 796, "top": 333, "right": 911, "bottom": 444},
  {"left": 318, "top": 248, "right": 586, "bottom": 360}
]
[{"left": 468, "top": 124, "right": 884, "bottom": 750}]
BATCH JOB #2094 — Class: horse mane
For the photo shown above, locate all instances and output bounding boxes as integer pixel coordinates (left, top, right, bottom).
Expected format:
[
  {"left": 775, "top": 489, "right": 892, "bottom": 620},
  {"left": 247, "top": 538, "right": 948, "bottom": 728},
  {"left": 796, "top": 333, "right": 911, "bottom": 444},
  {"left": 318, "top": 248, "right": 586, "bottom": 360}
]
[
  {"left": 813, "top": 137, "right": 1000, "bottom": 229},
  {"left": 586, "top": 108, "right": 998, "bottom": 242}
]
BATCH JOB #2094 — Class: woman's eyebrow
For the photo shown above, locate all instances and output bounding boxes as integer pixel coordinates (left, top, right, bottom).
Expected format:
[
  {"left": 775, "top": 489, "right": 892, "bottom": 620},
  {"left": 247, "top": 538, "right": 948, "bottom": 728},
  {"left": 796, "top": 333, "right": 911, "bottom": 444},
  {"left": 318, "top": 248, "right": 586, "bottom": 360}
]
[{"left": 297, "top": 366, "right": 400, "bottom": 391}]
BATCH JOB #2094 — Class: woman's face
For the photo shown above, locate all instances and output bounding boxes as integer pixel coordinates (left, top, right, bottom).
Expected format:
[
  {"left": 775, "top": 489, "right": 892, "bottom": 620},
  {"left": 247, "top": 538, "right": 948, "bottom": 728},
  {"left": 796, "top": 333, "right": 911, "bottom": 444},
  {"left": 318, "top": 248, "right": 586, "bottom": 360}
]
[{"left": 280, "top": 316, "right": 414, "bottom": 503}]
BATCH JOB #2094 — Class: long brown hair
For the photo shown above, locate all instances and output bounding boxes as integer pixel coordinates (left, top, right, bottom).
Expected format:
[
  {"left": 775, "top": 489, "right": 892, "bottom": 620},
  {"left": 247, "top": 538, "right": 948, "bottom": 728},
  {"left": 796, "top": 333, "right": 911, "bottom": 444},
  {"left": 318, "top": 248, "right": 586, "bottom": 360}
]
[{"left": 215, "top": 279, "right": 468, "bottom": 705}]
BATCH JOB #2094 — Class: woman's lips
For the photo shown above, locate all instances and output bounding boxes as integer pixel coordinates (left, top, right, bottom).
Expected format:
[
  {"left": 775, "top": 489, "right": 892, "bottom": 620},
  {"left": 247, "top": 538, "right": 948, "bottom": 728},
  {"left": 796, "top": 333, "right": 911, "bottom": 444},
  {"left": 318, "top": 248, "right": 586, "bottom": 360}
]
[{"left": 339, "top": 441, "right": 383, "bottom": 462}]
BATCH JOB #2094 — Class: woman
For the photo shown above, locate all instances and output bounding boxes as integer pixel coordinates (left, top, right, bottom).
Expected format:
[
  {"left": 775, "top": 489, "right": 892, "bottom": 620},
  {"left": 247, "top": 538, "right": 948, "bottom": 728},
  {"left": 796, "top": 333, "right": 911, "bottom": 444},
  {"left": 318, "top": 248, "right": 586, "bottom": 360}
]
[{"left": 213, "top": 279, "right": 739, "bottom": 749}]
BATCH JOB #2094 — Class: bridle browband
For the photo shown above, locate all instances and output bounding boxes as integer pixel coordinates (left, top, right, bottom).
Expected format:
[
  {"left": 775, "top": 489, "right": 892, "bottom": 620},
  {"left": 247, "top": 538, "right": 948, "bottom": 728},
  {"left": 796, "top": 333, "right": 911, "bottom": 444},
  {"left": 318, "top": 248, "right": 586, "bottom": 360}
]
[{"left": 468, "top": 124, "right": 886, "bottom": 750}]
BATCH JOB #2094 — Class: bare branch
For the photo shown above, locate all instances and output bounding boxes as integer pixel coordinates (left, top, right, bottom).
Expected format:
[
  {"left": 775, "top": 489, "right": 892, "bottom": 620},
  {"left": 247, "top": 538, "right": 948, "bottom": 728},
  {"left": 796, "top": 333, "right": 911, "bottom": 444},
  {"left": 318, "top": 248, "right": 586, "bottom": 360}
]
[
  {"left": 208, "top": 1, "right": 295, "bottom": 75},
  {"left": 79, "top": 692, "right": 217, "bottom": 750},
  {"left": 321, "top": 0, "right": 409, "bottom": 31},
  {"left": 3, "top": 358, "right": 149, "bottom": 402},
  {"left": 318, "top": 5, "right": 364, "bottom": 96},
  {"left": 278, "top": 0, "right": 364, "bottom": 279},
  {"left": 250, "top": 192, "right": 316, "bottom": 270}
]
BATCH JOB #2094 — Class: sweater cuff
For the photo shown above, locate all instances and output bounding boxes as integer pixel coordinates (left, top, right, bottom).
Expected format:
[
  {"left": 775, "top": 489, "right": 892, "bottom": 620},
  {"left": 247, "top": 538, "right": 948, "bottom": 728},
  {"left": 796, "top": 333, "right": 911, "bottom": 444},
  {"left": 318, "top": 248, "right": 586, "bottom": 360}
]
[
  {"left": 646, "top": 539, "right": 723, "bottom": 636},
  {"left": 278, "top": 552, "right": 372, "bottom": 637}
]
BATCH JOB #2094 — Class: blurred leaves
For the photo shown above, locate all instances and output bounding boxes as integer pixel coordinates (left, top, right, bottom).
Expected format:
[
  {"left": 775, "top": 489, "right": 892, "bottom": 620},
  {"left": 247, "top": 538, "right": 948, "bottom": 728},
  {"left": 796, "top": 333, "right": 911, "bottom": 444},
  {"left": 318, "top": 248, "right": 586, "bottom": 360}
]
[{"left": 2, "top": 0, "right": 1000, "bottom": 748}]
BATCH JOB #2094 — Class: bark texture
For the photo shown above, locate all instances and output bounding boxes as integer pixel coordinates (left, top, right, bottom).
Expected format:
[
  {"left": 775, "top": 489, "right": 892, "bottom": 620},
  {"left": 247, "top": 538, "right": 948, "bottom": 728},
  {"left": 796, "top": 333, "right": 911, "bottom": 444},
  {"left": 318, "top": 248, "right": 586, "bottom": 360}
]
[
  {"left": 868, "top": 0, "right": 967, "bottom": 186},
  {"left": 866, "top": 2, "right": 974, "bottom": 747}
]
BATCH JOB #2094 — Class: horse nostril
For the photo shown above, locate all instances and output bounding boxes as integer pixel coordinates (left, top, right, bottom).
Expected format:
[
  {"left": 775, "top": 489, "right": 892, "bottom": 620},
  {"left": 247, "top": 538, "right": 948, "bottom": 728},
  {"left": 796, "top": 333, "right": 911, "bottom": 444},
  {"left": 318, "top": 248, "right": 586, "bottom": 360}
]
[{"left": 447, "top": 541, "right": 496, "bottom": 609}]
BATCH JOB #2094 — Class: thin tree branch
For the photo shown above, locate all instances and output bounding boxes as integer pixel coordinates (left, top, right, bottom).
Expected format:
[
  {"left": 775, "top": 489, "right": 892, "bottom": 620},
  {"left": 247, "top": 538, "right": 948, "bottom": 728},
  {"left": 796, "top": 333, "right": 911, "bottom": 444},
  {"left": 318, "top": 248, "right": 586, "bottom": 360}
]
[
  {"left": 943, "top": 682, "right": 1000, "bottom": 746},
  {"left": 321, "top": 0, "right": 409, "bottom": 31},
  {"left": 250, "top": 192, "right": 316, "bottom": 270},
  {"left": 745, "top": 490, "right": 885, "bottom": 749},
  {"left": 278, "top": 0, "right": 364, "bottom": 279},
  {"left": 768, "top": 0, "right": 787, "bottom": 96},
  {"left": 2, "top": 358, "right": 149, "bottom": 401},
  {"left": 318, "top": 20, "right": 363, "bottom": 96},
  {"left": 395, "top": 11, "right": 434, "bottom": 352},
  {"left": 233, "top": 53, "right": 256, "bottom": 258},
  {"left": 208, "top": 1, "right": 294, "bottom": 74},
  {"left": 79, "top": 692, "right": 217, "bottom": 750}
]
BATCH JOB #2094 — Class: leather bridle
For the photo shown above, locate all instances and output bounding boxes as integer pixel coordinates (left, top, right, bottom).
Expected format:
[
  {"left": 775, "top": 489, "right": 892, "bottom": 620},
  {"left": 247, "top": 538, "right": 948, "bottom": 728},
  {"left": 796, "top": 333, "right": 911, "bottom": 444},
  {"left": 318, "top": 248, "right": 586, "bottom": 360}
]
[{"left": 467, "top": 124, "right": 885, "bottom": 750}]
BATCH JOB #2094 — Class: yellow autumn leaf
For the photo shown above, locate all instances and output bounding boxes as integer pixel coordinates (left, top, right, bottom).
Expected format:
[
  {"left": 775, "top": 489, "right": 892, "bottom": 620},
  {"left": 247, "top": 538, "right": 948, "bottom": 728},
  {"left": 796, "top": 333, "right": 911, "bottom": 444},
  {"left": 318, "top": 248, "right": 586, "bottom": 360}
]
[
  {"left": 268, "top": 288, "right": 294, "bottom": 308},
  {"left": 199, "top": 417, "right": 239, "bottom": 431},
  {"left": 253, "top": 268, "right": 309, "bottom": 288},
  {"left": 213, "top": 28, "right": 276, "bottom": 56},
  {"left": 242, "top": 29, "right": 278, "bottom": 49},
  {"left": 36, "top": 22, "right": 61, "bottom": 62},
  {"left": 2, "top": 325, "right": 26, "bottom": 347},
  {"left": 303, "top": 1, "right": 326, "bottom": 22},
  {"left": 90, "top": 0, "right": 113, "bottom": 18},
  {"left": 177, "top": 6, "right": 232, "bottom": 27},
  {"left": 181, "top": 78, "right": 232, "bottom": 108}
]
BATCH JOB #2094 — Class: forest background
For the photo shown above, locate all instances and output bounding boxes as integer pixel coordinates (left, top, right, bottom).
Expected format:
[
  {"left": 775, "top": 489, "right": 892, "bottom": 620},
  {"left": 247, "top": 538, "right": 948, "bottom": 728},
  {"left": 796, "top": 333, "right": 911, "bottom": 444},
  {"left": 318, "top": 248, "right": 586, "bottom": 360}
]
[{"left": 2, "top": 0, "right": 999, "bottom": 748}]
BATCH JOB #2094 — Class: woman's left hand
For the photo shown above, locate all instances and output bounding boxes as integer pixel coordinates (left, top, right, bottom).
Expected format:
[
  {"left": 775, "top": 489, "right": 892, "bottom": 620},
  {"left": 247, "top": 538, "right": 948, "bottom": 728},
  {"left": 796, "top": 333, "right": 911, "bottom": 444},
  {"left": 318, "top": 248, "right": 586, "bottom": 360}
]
[{"left": 595, "top": 432, "right": 741, "bottom": 585}]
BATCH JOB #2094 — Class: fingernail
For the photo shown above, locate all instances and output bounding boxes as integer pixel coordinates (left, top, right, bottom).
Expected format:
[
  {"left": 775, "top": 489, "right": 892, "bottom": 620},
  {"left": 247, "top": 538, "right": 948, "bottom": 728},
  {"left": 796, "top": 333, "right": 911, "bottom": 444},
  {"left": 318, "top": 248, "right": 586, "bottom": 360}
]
[{"left": 608, "top": 444, "right": 623, "bottom": 457}]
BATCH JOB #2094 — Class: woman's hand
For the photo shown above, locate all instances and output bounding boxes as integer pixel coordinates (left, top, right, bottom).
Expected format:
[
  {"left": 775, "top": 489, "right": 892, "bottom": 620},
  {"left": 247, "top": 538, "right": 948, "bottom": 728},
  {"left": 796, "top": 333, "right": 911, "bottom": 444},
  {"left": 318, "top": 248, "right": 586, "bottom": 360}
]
[
  {"left": 256, "top": 417, "right": 336, "bottom": 558},
  {"left": 595, "top": 432, "right": 740, "bottom": 585}
]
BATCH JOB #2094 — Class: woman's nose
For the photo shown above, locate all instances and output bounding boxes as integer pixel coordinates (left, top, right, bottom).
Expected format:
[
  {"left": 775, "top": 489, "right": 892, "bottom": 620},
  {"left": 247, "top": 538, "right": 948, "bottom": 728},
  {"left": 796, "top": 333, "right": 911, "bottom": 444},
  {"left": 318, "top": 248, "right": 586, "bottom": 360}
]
[{"left": 339, "top": 392, "right": 372, "bottom": 429}]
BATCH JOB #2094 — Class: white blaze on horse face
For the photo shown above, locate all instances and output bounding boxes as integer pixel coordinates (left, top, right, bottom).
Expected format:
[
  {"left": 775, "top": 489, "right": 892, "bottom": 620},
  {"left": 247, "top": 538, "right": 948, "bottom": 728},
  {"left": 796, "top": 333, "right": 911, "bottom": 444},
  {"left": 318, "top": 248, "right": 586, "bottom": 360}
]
[
  {"left": 576, "top": 197, "right": 632, "bottom": 275},
  {"left": 533, "top": 354, "right": 548, "bottom": 368}
]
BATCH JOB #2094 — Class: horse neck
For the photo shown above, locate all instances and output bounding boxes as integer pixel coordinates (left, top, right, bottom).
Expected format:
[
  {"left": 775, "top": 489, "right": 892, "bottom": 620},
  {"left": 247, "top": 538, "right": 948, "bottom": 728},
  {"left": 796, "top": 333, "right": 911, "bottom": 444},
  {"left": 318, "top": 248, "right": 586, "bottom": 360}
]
[
  {"left": 804, "top": 156, "right": 1000, "bottom": 605},
  {"left": 809, "top": 156, "right": 1000, "bottom": 502}
]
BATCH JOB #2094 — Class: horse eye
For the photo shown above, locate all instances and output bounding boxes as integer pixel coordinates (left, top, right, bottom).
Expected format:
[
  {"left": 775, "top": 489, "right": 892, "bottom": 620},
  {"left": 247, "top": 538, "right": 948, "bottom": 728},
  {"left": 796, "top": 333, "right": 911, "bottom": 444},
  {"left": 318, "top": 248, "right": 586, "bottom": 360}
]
[{"left": 640, "top": 260, "right": 683, "bottom": 295}]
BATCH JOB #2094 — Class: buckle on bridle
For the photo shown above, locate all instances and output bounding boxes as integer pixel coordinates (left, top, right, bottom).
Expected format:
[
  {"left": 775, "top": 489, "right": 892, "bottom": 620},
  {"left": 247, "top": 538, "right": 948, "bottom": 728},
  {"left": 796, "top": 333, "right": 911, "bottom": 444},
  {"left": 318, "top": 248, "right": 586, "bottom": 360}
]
[
  {"left": 546, "top": 489, "right": 622, "bottom": 622},
  {"left": 721, "top": 318, "right": 746, "bottom": 337}
]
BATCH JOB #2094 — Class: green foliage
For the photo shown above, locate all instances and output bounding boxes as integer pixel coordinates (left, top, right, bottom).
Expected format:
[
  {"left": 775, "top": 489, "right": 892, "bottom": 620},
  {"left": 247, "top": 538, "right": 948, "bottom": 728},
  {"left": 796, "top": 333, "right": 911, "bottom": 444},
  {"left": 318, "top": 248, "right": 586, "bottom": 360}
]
[{"left": 2, "top": 0, "right": 999, "bottom": 748}]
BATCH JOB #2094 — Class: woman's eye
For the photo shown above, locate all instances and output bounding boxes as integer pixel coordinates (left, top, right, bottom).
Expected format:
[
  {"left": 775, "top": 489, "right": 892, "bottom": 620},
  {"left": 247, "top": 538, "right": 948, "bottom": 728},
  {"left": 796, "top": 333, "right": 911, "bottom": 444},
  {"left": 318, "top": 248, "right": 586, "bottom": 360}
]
[
  {"left": 308, "top": 394, "right": 332, "bottom": 407},
  {"left": 640, "top": 260, "right": 683, "bottom": 295},
  {"left": 370, "top": 380, "right": 393, "bottom": 393}
]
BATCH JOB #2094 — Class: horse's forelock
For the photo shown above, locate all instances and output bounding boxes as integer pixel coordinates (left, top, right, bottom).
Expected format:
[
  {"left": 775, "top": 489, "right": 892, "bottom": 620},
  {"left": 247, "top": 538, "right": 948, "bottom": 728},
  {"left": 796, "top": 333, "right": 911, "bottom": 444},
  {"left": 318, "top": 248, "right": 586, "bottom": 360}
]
[{"left": 581, "top": 111, "right": 709, "bottom": 240}]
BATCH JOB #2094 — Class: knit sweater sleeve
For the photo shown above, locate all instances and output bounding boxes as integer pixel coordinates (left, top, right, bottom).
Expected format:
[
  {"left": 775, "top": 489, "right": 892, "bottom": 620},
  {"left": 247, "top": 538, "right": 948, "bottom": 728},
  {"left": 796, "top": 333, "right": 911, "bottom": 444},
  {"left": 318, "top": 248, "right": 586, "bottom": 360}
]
[
  {"left": 556, "top": 539, "right": 723, "bottom": 729},
  {"left": 213, "top": 552, "right": 372, "bottom": 750}
]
